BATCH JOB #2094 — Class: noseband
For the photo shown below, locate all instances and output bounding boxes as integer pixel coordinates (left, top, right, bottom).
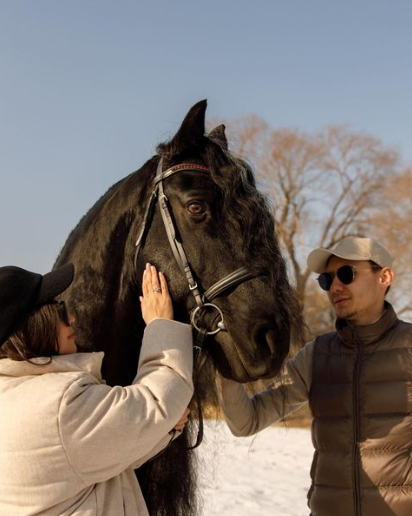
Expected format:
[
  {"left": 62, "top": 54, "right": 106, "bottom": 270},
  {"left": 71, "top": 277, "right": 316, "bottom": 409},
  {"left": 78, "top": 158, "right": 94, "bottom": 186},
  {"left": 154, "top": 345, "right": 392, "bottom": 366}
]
[{"left": 134, "top": 158, "right": 257, "bottom": 342}]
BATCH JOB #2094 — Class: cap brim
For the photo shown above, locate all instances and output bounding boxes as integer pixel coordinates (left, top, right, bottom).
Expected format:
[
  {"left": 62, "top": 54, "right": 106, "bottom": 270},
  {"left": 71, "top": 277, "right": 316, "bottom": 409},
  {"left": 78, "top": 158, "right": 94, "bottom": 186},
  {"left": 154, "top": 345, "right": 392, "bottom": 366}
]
[
  {"left": 307, "top": 248, "right": 373, "bottom": 274},
  {"left": 307, "top": 249, "right": 334, "bottom": 274},
  {"left": 36, "top": 263, "right": 74, "bottom": 306}
]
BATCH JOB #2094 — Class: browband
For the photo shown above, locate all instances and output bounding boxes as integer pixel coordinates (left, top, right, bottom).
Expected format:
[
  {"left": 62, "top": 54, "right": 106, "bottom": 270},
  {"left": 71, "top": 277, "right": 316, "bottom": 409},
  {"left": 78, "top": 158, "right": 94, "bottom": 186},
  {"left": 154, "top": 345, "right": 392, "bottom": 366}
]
[{"left": 154, "top": 163, "right": 210, "bottom": 185}]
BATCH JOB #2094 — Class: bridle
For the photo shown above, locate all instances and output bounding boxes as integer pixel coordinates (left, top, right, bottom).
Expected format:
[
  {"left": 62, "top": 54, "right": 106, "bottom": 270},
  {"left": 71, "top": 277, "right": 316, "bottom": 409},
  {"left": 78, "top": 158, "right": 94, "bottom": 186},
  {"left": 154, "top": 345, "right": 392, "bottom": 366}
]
[
  {"left": 134, "top": 157, "right": 258, "bottom": 449},
  {"left": 134, "top": 158, "right": 257, "bottom": 346}
]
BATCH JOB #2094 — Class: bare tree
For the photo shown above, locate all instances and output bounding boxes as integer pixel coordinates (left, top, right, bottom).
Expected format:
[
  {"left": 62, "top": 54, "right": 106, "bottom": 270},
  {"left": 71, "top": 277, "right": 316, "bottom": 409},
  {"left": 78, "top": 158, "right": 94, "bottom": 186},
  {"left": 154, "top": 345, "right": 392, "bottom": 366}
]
[
  {"left": 221, "top": 117, "right": 403, "bottom": 338},
  {"left": 366, "top": 168, "right": 412, "bottom": 319}
]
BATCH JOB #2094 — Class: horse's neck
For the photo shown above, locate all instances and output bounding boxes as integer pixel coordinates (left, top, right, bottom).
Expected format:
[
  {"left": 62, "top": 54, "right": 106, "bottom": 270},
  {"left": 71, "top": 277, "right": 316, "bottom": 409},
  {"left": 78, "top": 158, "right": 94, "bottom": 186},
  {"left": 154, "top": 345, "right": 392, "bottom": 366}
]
[
  {"left": 88, "top": 176, "right": 149, "bottom": 299},
  {"left": 58, "top": 170, "right": 153, "bottom": 306}
]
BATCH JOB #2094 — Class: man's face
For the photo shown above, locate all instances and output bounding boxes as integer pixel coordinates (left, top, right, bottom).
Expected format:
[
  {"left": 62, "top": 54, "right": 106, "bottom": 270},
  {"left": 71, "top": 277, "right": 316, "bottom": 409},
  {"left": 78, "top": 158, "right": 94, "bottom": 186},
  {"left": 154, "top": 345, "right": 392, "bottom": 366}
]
[{"left": 324, "top": 256, "right": 391, "bottom": 325}]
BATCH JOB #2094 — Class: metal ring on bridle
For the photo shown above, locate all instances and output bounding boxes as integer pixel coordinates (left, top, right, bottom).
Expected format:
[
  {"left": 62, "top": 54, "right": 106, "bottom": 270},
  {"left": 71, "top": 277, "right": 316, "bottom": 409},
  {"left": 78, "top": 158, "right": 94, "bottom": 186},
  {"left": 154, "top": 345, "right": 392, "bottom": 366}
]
[{"left": 190, "top": 303, "right": 224, "bottom": 336}]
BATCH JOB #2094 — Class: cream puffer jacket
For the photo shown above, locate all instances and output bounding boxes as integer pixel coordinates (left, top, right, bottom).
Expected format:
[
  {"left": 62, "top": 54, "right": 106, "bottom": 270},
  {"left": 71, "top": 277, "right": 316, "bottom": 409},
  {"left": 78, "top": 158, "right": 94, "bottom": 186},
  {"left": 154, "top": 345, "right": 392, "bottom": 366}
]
[{"left": 0, "top": 318, "right": 194, "bottom": 516}]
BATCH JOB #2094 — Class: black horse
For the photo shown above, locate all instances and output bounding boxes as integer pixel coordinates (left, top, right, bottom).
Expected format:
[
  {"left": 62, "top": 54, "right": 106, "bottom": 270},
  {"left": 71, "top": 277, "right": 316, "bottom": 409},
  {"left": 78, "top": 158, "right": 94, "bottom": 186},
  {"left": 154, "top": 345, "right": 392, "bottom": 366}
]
[{"left": 55, "top": 100, "right": 302, "bottom": 515}]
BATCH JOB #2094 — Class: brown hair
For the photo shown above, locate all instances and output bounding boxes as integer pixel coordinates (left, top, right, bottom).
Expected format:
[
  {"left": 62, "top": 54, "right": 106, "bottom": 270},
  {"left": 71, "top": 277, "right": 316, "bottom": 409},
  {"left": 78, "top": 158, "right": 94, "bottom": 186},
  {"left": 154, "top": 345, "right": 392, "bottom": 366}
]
[{"left": 0, "top": 304, "right": 60, "bottom": 361}]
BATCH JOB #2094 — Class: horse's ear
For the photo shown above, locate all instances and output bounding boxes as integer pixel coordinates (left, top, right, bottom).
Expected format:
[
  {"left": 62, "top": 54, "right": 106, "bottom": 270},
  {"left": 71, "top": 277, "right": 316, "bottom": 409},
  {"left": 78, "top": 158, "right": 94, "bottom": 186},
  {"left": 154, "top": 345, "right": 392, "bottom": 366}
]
[
  {"left": 208, "top": 124, "right": 228, "bottom": 150},
  {"left": 169, "top": 100, "right": 207, "bottom": 152}
]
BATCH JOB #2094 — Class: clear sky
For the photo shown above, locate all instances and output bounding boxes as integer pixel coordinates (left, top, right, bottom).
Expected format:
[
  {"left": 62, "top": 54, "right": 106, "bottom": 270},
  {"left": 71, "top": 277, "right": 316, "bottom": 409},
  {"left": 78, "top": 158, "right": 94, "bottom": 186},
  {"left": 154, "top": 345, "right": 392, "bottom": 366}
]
[{"left": 1, "top": 0, "right": 411, "bottom": 272}]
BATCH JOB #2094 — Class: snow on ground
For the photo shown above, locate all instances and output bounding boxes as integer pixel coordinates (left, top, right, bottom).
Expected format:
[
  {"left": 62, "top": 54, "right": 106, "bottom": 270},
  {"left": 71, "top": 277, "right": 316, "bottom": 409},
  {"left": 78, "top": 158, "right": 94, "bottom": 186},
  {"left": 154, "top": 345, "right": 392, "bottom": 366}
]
[{"left": 198, "top": 420, "right": 313, "bottom": 516}]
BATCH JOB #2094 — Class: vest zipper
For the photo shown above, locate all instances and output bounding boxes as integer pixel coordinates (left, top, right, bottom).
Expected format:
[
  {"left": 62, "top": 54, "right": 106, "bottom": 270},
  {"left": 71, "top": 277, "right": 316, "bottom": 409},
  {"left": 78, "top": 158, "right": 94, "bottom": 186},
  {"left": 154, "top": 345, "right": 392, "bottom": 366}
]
[{"left": 352, "top": 329, "right": 362, "bottom": 516}]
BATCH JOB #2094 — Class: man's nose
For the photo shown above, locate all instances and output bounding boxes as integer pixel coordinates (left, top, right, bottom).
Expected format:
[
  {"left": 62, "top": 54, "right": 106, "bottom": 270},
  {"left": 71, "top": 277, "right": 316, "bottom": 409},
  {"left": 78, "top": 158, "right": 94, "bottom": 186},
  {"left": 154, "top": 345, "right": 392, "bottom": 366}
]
[{"left": 330, "top": 275, "right": 344, "bottom": 292}]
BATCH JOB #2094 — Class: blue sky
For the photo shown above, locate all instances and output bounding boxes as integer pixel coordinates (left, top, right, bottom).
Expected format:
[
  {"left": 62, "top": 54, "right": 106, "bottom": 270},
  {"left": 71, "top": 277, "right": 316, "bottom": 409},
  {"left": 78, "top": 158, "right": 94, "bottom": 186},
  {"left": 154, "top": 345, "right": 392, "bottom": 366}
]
[{"left": 1, "top": 1, "right": 411, "bottom": 272}]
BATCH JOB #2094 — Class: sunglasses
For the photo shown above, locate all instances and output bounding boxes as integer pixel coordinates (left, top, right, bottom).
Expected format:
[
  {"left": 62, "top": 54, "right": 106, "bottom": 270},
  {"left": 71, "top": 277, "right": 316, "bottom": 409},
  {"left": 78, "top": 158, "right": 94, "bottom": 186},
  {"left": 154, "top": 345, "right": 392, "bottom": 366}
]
[
  {"left": 54, "top": 299, "right": 71, "bottom": 327},
  {"left": 317, "top": 264, "right": 381, "bottom": 291}
]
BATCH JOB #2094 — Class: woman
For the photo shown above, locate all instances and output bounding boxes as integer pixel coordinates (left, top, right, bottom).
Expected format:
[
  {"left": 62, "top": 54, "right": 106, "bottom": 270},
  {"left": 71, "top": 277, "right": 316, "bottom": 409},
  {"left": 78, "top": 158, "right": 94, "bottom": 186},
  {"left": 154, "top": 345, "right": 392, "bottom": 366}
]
[{"left": 0, "top": 262, "right": 193, "bottom": 515}]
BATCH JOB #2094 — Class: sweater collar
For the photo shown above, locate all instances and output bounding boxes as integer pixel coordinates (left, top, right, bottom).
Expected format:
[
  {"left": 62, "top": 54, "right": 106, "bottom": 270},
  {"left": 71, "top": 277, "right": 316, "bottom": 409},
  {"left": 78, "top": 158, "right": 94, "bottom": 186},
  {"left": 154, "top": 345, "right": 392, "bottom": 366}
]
[
  {"left": 0, "top": 352, "right": 104, "bottom": 381},
  {"left": 336, "top": 302, "right": 398, "bottom": 347}
]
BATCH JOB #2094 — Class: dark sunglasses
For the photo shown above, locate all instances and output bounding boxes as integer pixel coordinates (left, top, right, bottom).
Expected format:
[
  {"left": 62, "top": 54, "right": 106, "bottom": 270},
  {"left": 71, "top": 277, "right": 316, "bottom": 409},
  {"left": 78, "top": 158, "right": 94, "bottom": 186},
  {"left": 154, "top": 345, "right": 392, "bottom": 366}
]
[
  {"left": 317, "top": 264, "right": 381, "bottom": 291},
  {"left": 54, "top": 299, "right": 71, "bottom": 327}
]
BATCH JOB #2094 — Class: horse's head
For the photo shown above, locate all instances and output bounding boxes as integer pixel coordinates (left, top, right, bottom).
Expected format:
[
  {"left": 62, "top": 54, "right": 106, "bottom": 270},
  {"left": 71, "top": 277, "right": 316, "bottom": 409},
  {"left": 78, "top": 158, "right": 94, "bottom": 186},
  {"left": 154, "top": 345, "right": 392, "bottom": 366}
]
[{"left": 134, "top": 100, "right": 302, "bottom": 382}]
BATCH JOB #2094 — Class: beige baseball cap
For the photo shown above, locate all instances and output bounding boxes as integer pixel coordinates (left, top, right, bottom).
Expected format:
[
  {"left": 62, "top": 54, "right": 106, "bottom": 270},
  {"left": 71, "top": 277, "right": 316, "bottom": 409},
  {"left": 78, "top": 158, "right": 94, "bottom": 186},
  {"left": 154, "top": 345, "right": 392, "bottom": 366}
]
[{"left": 307, "top": 237, "right": 393, "bottom": 274}]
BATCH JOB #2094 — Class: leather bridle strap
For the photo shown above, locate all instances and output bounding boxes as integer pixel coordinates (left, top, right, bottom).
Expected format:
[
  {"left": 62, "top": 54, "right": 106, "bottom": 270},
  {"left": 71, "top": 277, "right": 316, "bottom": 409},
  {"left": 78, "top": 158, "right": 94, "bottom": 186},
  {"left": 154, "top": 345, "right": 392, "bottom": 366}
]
[
  {"left": 202, "top": 267, "right": 256, "bottom": 302},
  {"left": 154, "top": 163, "right": 210, "bottom": 185},
  {"left": 134, "top": 157, "right": 259, "bottom": 334},
  {"left": 157, "top": 170, "right": 204, "bottom": 308}
]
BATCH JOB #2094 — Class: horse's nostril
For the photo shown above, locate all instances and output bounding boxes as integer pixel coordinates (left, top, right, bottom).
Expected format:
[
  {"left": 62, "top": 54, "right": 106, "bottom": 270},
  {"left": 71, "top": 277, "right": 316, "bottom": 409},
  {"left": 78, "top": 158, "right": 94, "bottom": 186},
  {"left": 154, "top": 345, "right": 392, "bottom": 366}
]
[
  {"left": 252, "top": 323, "right": 277, "bottom": 356},
  {"left": 265, "top": 329, "right": 276, "bottom": 355}
]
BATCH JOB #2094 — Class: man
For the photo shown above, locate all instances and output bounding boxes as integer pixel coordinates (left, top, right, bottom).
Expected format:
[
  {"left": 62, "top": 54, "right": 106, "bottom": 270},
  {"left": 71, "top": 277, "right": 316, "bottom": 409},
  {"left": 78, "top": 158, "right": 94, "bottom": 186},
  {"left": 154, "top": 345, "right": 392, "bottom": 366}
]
[{"left": 219, "top": 236, "right": 412, "bottom": 516}]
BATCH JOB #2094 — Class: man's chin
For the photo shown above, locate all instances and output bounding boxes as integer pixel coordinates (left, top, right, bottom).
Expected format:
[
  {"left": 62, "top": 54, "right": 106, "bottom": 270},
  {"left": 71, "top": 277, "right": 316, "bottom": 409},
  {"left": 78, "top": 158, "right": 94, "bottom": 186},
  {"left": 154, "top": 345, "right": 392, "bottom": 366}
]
[{"left": 335, "top": 308, "right": 357, "bottom": 321}]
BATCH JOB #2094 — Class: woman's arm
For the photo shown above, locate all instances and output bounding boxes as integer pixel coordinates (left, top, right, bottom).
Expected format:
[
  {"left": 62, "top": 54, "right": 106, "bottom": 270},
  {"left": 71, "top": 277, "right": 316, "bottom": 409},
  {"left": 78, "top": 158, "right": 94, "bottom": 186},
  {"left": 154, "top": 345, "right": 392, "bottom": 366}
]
[{"left": 58, "top": 265, "right": 194, "bottom": 484}]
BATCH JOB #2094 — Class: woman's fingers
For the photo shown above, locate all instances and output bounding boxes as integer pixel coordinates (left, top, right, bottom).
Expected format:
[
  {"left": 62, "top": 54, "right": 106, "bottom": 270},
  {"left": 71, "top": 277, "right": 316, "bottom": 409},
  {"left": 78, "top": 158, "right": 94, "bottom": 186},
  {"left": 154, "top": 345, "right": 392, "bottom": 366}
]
[
  {"left": 145, "top": 265, "right": 155, "bottom": 295},
  {"left": 151, "top": 265, "right": 161, "bottom": 293},
  {"left": 143, "top": 263, "right": 157, "bottom": 295},
  {"left": 143, "top": 263, "right": 165, "bottom": 296},
  {"left": 146, "top": 263, "right": 152, "bottom": 290},
  {"left": 144, "top": 263, "right": 161, "bottom": 294},
  {"left": 142, "top": 268, "right": 148, "bottom": 296},
  {"left": 160, "top": 272, "right": 168, "bottom": 296},
  {"left": 140, "top": 263, "right": 173, "bottom": 324}
]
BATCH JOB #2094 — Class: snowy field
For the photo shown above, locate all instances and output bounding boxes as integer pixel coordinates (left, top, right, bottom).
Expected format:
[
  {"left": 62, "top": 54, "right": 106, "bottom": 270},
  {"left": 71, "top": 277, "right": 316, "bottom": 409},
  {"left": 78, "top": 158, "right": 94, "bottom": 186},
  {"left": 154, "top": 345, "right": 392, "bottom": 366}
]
[{"left": 198, "top": 421, "right": 313, "bottom": 516}]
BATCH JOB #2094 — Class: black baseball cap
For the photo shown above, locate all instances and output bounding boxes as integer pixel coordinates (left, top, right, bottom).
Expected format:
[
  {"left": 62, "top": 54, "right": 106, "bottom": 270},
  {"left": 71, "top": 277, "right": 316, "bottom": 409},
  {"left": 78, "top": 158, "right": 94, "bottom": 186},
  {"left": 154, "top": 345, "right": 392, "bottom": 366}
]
[{"left": 0, "top": 263, "right": 74, "bottom": 347}]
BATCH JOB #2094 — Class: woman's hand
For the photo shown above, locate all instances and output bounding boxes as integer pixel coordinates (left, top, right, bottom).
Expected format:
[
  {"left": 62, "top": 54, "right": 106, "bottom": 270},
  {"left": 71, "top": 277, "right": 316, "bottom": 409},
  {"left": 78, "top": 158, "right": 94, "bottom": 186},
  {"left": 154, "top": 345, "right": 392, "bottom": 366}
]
[
  {"left": 174, "top": 408, "right": 190, "bottom": 431},
  {"left": 139, "top": 263, "right": 174, "bottom": 325}
]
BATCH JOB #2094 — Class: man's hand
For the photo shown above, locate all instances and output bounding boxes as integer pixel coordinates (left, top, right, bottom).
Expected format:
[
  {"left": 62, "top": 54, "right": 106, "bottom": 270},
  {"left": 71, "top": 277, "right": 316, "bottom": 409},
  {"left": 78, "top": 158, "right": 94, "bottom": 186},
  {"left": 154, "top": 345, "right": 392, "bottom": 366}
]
[{"left": 139, "top": 263, "right": 173, "bottom": 325}]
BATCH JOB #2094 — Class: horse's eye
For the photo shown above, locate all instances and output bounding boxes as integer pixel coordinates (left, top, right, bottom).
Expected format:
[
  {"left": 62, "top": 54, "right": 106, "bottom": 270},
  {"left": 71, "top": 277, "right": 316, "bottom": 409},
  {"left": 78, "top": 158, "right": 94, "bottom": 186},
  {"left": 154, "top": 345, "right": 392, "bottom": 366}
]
[{"left": 187, "top": 202, "right": 205, "bottom": 215}]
